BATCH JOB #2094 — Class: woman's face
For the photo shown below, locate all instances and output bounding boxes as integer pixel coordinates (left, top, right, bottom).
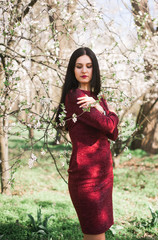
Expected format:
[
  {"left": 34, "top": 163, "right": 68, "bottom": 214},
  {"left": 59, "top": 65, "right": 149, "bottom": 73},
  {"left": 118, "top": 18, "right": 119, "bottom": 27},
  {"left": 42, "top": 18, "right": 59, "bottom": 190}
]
[{"left": 74, "top": 55, "right": 93, "bottom": 89}]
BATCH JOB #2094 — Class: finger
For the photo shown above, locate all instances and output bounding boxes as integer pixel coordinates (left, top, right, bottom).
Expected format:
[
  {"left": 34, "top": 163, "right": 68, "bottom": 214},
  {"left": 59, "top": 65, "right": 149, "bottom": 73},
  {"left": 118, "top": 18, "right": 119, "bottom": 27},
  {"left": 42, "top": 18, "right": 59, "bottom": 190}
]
[
  {"left": 77, "top": 98, "right": 89, "bottom": 102},
  {"left": 77, "top": 98, "right": 90, "bottom": 104},
  {"left": 79, "top": 104, "right": 87, "bottom": 108},
  {"left": 77, "top": 95, "right": 89, "bottom": 100},
  {"left": 79, "top": 103, "right": 91, "bottom": 108},
  {"left": 77, "top": 100, "right": 87, "bottom": 105}
]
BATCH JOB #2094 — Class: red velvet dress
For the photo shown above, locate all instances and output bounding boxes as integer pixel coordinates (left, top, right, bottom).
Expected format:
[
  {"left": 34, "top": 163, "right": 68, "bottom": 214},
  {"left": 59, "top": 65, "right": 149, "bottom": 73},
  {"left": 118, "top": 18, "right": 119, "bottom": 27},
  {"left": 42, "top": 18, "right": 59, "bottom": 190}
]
[{"left": 65, "top": 88, "right": 119, "bottom": 235}]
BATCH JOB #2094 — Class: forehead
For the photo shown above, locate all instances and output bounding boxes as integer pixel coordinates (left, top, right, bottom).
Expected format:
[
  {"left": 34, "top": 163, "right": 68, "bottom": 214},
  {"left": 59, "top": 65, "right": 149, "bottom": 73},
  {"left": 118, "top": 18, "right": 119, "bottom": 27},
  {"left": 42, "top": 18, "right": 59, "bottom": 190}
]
[{"left": 75, "top": 55, "right": 92, "bottom": 64}]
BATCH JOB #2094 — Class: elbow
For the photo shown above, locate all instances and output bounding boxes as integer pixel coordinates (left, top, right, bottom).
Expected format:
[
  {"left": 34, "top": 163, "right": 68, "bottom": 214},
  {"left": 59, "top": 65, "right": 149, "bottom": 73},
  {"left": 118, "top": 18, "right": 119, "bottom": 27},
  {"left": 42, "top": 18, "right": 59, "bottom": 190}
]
[
  {"left": 102, "top": 124, "right": 115, "bottom": 135},
  {"left": 103, "top": 126, "right": 115, "bottom": 136},
  {"left": 105, "top": 117, "right": 118, "bottom": 134},
  {"left": 112, "top": 134, "right": 118, "bottom": 141},
  {"left": 105, "top": 127, "right": 118, "bottom": 141},
  {"left": 109, "top": 124, "right": 116, "bottom": 134}
]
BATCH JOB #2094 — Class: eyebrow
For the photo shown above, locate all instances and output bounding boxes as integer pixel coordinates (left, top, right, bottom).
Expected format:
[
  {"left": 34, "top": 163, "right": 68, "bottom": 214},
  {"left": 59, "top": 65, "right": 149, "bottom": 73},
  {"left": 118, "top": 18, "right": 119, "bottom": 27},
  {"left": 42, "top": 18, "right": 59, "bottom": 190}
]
[{"left": 75, "top": 62, "right": 92, "bottom": 65}]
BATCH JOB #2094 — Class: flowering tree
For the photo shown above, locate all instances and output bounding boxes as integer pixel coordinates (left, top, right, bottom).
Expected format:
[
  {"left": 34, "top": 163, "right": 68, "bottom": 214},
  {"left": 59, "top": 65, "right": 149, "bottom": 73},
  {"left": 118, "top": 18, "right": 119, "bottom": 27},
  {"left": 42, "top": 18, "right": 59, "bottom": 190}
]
[
  {"left": 0, "top": 0, "right": 157, "bottom": 194},
  {"left": 130, "top": 0, "right": 158, "bottom": 153},
  {"left": 0, "top": 0, "right": 40, "bottom": 194},
  {"left": 0, "top": 0, "right": 72, "bottom": 194}
]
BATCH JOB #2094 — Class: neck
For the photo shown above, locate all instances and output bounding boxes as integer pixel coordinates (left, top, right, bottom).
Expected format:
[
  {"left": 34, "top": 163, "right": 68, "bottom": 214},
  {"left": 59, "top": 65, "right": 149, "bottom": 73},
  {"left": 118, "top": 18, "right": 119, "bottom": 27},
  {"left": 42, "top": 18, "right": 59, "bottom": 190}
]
[{"left": 78, "top": 84, "right": 90, "bottom": 91}]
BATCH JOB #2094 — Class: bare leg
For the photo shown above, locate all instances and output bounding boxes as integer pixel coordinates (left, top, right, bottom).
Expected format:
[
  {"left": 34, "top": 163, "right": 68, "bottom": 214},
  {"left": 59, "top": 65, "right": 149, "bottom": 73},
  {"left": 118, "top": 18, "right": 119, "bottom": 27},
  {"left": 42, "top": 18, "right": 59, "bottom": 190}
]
[{"left": 83, "top": 233, "right": 106, "bottom": 240}]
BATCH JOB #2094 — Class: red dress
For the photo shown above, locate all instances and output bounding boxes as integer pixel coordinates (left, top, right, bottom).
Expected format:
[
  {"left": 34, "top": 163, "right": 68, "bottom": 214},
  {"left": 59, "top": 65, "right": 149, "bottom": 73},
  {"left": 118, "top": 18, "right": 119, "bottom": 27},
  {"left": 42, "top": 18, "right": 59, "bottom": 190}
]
[{"left": 65, "top": 88, "right": 119, "bottom": 235}]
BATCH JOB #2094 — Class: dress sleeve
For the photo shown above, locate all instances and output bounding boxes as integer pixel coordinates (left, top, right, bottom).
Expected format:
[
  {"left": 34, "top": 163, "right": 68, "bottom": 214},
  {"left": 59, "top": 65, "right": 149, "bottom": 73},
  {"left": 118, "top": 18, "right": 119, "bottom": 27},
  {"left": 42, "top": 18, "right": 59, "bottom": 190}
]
[
  {"left": 101, "top": 98, "right": 119, "bottom": 141},
  {"left": 65, "top": 89, "right": 119, "bottom": 137}
]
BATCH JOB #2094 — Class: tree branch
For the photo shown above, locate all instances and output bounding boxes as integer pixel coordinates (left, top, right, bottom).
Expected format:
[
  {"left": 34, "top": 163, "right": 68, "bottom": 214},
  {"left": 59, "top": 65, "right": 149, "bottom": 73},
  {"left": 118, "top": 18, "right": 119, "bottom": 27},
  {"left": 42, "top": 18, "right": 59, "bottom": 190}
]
[
  {"left": 17, "top": 0, "right": 38, "bottom": 22},
  {"left": 130, "top": 0, "right": 155, "bottom": 38}
]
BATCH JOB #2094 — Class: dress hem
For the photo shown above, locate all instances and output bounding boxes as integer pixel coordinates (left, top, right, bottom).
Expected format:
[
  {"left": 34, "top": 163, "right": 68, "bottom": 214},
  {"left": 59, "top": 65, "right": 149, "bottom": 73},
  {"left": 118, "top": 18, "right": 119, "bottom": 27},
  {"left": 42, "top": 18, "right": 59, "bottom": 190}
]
[{"left": 82, "top": 222, "right": 114, "bottom": 235}]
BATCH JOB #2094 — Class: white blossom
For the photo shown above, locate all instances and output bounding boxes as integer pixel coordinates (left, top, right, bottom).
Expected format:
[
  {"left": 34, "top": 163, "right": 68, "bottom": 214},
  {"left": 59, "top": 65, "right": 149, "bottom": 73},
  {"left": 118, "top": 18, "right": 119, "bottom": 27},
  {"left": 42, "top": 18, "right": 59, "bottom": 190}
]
[
  {"left": 127, "top": 153, "right": 132, "bottom": 160},
  {"left": 124, "top": 146, "right": 128, "bottom": 152},
  {"left": 72, "top": 113, "right": 77, "bottom": 123},
  {"left": 27, "top": 123, "right": 32, "bottom": 128},
  {"left": 34, "top": 120, "right": 41, "bottom": 129},
  {"left": 59, "top": 121, "right": 65, "bottom": 127},
  {"left": 40, "top": 98, "right": 51, "bottom": 105},
  {"left": 49, "top": 8, "right": 56, "bottom": 14},
  {"left": 138, "top": 11, "right": 143, "bottom": 16},
  {"left": 55, "top": 47, "right": 60, "bottom": 56},
  {"left": 28, "top": 153, "right": 37, "bottom": 168},
  {"left": 41, "top": 150, "right": 46, "bottom": 155}
]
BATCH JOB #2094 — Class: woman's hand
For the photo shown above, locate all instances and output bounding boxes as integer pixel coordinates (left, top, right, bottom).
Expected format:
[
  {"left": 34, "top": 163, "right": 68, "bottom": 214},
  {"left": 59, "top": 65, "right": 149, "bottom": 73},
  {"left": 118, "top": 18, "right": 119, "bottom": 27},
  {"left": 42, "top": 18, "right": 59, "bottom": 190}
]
[
  {"left": 107, "top": 103, "right": 116, "bottom": 113},
  {"left": 77, "top": 95, "right": 104, "bottom": 114}
]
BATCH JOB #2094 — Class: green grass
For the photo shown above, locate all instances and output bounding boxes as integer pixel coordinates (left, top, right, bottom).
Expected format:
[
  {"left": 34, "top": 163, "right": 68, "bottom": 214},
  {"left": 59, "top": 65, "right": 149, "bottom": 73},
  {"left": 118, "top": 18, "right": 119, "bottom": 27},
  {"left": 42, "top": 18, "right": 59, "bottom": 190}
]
[{"left": 0, "top": 133, "right": 158, "bottom": 239}]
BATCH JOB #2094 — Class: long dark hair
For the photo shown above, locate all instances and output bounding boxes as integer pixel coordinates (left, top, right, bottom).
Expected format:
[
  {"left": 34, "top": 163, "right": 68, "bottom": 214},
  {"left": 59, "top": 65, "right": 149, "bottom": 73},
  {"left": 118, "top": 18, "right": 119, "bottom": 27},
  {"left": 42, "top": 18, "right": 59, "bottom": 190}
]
[{"left": 55, "top": 47, "right": 101, "bottom": 125}]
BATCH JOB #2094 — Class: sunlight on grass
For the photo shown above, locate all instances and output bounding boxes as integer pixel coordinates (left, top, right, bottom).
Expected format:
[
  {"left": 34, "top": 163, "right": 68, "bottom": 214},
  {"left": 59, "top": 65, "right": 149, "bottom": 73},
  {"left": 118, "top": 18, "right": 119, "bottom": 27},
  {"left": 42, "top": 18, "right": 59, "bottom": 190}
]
[{"left": 0, "top": 138, "right": 158, "bottom": 239}]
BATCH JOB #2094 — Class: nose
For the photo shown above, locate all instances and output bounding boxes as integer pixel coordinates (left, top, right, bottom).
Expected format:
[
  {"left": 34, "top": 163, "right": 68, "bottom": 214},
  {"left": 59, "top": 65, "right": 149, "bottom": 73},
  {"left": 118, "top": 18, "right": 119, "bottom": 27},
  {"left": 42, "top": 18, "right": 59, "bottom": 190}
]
[{"left": 81, "top": 65, "right": 87, "bottom": 73}]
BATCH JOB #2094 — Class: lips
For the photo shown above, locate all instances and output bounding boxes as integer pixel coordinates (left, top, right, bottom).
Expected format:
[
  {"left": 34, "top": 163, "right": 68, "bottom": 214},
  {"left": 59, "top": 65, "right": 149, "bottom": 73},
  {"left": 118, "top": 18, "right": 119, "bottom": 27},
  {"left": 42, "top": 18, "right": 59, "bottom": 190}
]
[{"left": 81, "top": 75, "right": 88, "bottom": 78}]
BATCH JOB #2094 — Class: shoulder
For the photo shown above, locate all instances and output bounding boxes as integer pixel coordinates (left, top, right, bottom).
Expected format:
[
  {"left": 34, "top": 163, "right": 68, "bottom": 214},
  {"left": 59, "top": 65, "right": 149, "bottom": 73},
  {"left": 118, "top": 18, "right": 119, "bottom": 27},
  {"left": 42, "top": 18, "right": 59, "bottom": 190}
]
[{"left": 66, "top": 88, "right": 86, "bottom": 103}]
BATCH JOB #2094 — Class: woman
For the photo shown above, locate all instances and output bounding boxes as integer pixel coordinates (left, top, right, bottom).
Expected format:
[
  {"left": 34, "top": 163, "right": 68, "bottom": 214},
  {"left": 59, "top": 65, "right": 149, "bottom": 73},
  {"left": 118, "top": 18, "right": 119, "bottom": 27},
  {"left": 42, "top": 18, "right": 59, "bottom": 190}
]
[{"left": 56, "top": 47, "right": 119, "bottom": 240}]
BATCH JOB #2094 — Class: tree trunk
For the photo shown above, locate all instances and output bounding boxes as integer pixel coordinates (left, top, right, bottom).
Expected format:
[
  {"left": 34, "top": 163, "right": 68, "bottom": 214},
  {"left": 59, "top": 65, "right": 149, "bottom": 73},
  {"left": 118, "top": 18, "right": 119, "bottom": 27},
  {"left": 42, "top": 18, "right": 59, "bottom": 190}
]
[
  {"left": 0, "top": 59, "right": 11, "bottom": 194},
  {"left": 47, "top": 0, "right": 77, "bottom": 145},
  {"left": 130, "top": 0, "right": 158, "bottom": 153},
  {"left": 0, "top": 117, "right": 11, "bottom": 195},
  {"left": 131, "top": 88, "right": 158, "bottom": 153},
  {"left": 131, "top": 0, "right": 155, "bottom": 39},
  {"left": 29, "top": 128, "right": 34, "bottom": 139}
]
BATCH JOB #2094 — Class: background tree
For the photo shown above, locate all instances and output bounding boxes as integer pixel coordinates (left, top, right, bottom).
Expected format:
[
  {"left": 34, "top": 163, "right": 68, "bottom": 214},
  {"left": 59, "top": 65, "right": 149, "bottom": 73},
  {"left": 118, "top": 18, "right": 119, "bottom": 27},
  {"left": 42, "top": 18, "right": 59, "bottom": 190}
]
[
  {"left": 0, "top": 0, "right": 62, "bottom": 194},
  {"left": 130, "top": 0, "right": 158, "bottom": 153}
]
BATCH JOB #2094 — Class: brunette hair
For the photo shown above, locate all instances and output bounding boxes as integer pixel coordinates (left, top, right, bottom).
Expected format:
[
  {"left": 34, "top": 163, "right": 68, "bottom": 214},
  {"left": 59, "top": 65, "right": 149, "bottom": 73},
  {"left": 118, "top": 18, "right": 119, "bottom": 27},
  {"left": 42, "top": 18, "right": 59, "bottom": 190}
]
[{"left": 55, "top": 47, "right": 101, "bottom": 125}]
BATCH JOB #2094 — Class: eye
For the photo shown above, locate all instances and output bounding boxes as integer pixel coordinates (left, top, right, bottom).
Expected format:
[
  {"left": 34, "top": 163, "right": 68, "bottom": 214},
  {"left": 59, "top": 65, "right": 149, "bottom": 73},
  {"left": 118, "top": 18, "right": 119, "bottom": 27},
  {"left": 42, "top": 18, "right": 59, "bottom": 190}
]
[
  {"left": 76, "top": 66, "right": 82, "bottom": 69},
  {"left": 87, "top": 65, "right": 92, "bottom": 68}
]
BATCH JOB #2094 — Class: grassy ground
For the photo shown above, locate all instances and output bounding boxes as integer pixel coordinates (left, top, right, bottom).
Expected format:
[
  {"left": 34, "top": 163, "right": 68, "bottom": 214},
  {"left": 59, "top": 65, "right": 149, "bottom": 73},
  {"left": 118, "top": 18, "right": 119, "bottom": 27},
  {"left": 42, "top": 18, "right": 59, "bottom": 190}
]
[{"left": 0, "top": 134, "right": 158, "bottom": 240}]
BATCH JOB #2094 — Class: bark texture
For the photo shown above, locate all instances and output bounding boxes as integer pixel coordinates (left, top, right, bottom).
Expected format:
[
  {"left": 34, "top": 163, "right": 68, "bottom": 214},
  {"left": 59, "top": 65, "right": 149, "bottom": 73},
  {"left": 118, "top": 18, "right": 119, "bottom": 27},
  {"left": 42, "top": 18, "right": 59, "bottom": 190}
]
[
  {"left": 131, "top": 88, "right": 158, "bottom": 153},
  {"left": 131, "top": 0, "right": 158, "bottom": 153},
  {"left": 0, "top": 0, "right": 38, "bottom": 194},
  {"left": 0, "top": 117, "right": 10, "bottom": 194}
]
